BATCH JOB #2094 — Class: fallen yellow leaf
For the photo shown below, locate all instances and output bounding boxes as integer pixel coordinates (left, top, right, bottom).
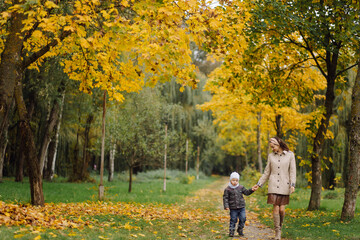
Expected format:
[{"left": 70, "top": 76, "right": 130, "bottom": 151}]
[{"left": 13, "top": 234, "right": 25, "bottom": 239}]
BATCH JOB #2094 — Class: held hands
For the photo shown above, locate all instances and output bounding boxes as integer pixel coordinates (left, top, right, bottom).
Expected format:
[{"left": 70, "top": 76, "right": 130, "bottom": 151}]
[{"left": 251, "top": 184, "right": 294, "bottom": 193}]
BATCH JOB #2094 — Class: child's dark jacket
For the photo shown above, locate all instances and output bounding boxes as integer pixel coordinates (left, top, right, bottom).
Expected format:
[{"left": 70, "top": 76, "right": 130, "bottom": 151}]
[{"left": 223, "top": 185, "right": 253, "bottom": 209}]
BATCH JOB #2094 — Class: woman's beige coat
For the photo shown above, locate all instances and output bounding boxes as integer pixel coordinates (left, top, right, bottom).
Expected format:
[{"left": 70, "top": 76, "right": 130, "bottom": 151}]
[{"left": 257, "top": 151, "right": 296, "bottom": 195}]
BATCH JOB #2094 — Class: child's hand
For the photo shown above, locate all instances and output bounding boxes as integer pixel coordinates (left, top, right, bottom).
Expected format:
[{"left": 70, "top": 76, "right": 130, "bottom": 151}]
[
  {"left": 225, "top": 208, "right": 229, "bottom": 210},
  {"left": 252, "top": 185, "right": 259, "bottom": 191}
]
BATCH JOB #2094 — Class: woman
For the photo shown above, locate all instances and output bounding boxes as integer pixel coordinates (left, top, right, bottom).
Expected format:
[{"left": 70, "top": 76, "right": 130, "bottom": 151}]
[{"left": 252, "top": 137, "right": 296, "bottom": 240}]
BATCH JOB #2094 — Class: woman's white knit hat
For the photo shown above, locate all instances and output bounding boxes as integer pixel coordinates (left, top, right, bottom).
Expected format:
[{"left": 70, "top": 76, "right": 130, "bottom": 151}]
[{"left": 230, "top": 172, "right": 240, "bottom": 180}]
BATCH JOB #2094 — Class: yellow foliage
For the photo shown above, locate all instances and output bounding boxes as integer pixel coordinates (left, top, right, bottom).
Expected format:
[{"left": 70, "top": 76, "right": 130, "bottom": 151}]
[
  {"left": 0, "top": 200, "right": 214, "bottom": 229},
  {"left": 197, "top": 0, "right": 327, "bottom": 156},
  {"left": 2, "top": 0, "right": 227, "bottom": 103}
]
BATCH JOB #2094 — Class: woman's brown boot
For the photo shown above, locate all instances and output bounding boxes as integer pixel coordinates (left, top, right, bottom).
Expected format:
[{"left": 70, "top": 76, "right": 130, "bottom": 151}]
[
  {"left": 273, "top": 214, "right": 281, "bottom": 240},
  {"left": 280, "top": 213, "right": 285, "bottom": 230}
]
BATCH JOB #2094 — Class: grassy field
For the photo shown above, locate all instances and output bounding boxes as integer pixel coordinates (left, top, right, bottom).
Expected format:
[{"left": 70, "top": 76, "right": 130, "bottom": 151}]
[
  {"left": 0, "top": 177, "right": 209, "bottom": 205},
  {"left": 0, "top": 171, "right": 226, "bottom": 240}
]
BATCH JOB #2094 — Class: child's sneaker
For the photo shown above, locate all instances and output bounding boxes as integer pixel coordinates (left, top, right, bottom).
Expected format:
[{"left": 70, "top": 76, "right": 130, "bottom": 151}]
[{"left": 229, "top": 229, "right": 234, "bottom": 237}]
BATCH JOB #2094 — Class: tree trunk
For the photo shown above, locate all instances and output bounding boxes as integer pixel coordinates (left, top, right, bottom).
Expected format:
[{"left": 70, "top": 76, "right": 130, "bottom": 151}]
[
  {"left": 196, "top": 145, "right": 200, "bottom": 180},
  {"left": 163, "top": 123, "right": 167, "bottom": 191},
  {"left": 108, "top": 141, "right": 115, "bottom": 182},
  {"left": 0, "top": 11, "right": 25, "bottom": 141},
  {"left": 128, "top": 165, "right": 133, "bottom": 193},
  {"left": 99, "top": 91, "right": 106, "bottom": 200},
  {"left": 14, "top": 82, "right": 44, "bottom": 206},
  {"left": 324, "top": 164, "right": 336, "bottom": 190},
  {"left": 81, "top": 113, "right": 93, "bottom": 180},
  {"left": 341, "top": 61, "right": 360, "bottom": 221},
  {"left": 0, "top": 4, "right": 70, "bottom": 206},
  {"left": 275, "top": 114, "right": 283, "bottom": 138},
  {"left": 0, "top": 103, "right": 10, "bottom": 182},
  {"left": 15, "top": 137, "right": 25, "bottom": 182},
  {"left": 70, "top": 123, "right": 81, "bottom": 181},
  {"left": 44, "top": 138, "right": 56, "bottom": 181},
  {"left": 1, "top": 11, "right": 25, "bottom": 182},
  {"left": 244, "top": 149, "right": 248, "bottom": 167},
  {"left": 47, "top": 92, "right": 65, "bottom": 180},
  {"left": 16, "top": 73, "right": 35, "bottom": 182},
  {"left": 185, "top": 138, "right": 188, "bottom": 176},
  {"left": 257, "top": 111, "right": 263, "bottom": 173},
  {"left": 308, "top": 72, "right": 336, "bottom": 210},
  {"left": 0, "top": 131, "right": 7, "bottom": 183},
  {"left": 235, "top": 156, "right": 240, "bottom": 172},
  {"left": 39, "top": 98, "right": 61, "bottom": 176}
]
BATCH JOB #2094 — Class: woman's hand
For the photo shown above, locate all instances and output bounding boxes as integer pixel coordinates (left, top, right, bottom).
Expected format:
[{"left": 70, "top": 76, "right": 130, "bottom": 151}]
[
  {"left": 252, "top": 185, "right": 259, "bottom": 191},
  {"left": 290, "top": 186, "right": 295, "bottom": 194}
]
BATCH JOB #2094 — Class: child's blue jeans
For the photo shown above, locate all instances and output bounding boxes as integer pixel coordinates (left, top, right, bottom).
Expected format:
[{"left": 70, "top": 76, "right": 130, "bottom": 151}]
[{"left": 229, "top": 208, "right": 246, "bottom": 230}]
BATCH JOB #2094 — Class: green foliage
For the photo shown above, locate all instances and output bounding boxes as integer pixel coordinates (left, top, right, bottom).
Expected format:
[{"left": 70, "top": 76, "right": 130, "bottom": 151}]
[
  {"left": 241, "top": 165, "right": 267, "bottom": 196},
  {"left": 323, "top": 191, "right": 340, "bottom": 200},
  {"left": 179, "top": 175, "right": 196, "bottom": 184},
  {"left": 118, "top": 169, "right": 206, "bottom": 183}
]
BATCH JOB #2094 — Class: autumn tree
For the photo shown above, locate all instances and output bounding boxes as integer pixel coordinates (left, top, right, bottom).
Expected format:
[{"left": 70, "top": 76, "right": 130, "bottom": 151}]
[
  {"left": 0, "top": 0, "right": 217, "bottom": 205},
  {"left": 247, "top": 0, "right": 359, "bottom": 210},
  {"left": 199, "top": 1, "right": 326, "bottom": 175},
  {"left": 112, "top": 88, "right": 164, "bottom": 192}
]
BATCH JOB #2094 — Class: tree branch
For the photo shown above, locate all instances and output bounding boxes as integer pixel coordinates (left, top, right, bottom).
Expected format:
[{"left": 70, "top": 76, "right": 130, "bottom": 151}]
[
  {"left": 22, "top": 30, "right": 72, "bottom": 69},
  {"left": 336, "top": 62, "right": 360, "bottom": 77},
  {"left": 298, "top": 28, "right": 328, "bottom": 79}
]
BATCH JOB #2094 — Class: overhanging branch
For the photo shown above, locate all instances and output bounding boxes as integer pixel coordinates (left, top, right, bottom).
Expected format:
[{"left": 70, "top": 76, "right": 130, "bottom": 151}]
[{"left": 22, "top": 30, "right": 72, "bottom": 69}]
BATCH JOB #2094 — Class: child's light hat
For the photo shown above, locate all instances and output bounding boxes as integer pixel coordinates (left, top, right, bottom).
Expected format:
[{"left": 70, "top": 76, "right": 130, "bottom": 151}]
[{"left": 230, "top": 172, "right": 240, "bottom": 180}]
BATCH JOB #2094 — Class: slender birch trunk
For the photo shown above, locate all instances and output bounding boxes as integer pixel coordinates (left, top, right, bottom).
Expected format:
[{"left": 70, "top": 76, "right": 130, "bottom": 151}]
[
  {"left": 39, "top": 100, "right": 60, "bottom": 175},
  {"left": 46, "top": 91, "right": 65, "bottom": 180},
  {"left": 163, "top": 123, "right": 168, "bottom": 191},
  {"left": 108, "top": 141, "right": 116, "bottom": 182},
  {"left": 196, "top": 145, "right": 200, "bottom": 180}
]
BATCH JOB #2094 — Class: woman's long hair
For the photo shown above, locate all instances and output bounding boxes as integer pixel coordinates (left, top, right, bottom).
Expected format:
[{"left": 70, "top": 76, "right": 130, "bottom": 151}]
[{"left": 271, "top": 136, "right": 290, "bottom": 151}]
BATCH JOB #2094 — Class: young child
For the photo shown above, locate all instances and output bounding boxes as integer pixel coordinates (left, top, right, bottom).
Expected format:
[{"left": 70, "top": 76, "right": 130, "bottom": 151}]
[{"left": 223, "top": 172, "right": 255, "bottom": 237}]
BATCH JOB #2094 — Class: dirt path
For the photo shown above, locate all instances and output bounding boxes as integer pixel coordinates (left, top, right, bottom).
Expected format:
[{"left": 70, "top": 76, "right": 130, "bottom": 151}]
[{"left": 185, "top": 176, "right": 275, "bottom": 240}]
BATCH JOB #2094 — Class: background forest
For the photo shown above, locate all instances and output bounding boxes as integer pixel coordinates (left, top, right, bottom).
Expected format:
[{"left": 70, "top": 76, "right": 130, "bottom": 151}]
[
  {"left": 0, "top": 53, "right": 355, "bottom": 187},
  {"left": 0, "top": 0, "right": 359, "bottom": 224}
]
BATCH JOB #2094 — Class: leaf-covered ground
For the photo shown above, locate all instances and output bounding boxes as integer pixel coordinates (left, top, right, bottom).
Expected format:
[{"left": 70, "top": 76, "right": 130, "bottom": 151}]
[{"left": 0, "top": 177, "right": 276, "bottom": 239}]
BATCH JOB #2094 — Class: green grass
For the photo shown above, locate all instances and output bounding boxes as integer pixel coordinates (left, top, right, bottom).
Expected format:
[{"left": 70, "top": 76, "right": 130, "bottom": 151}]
[{"left": 0, "top": 171, "right": 214, "bottom": 204}]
